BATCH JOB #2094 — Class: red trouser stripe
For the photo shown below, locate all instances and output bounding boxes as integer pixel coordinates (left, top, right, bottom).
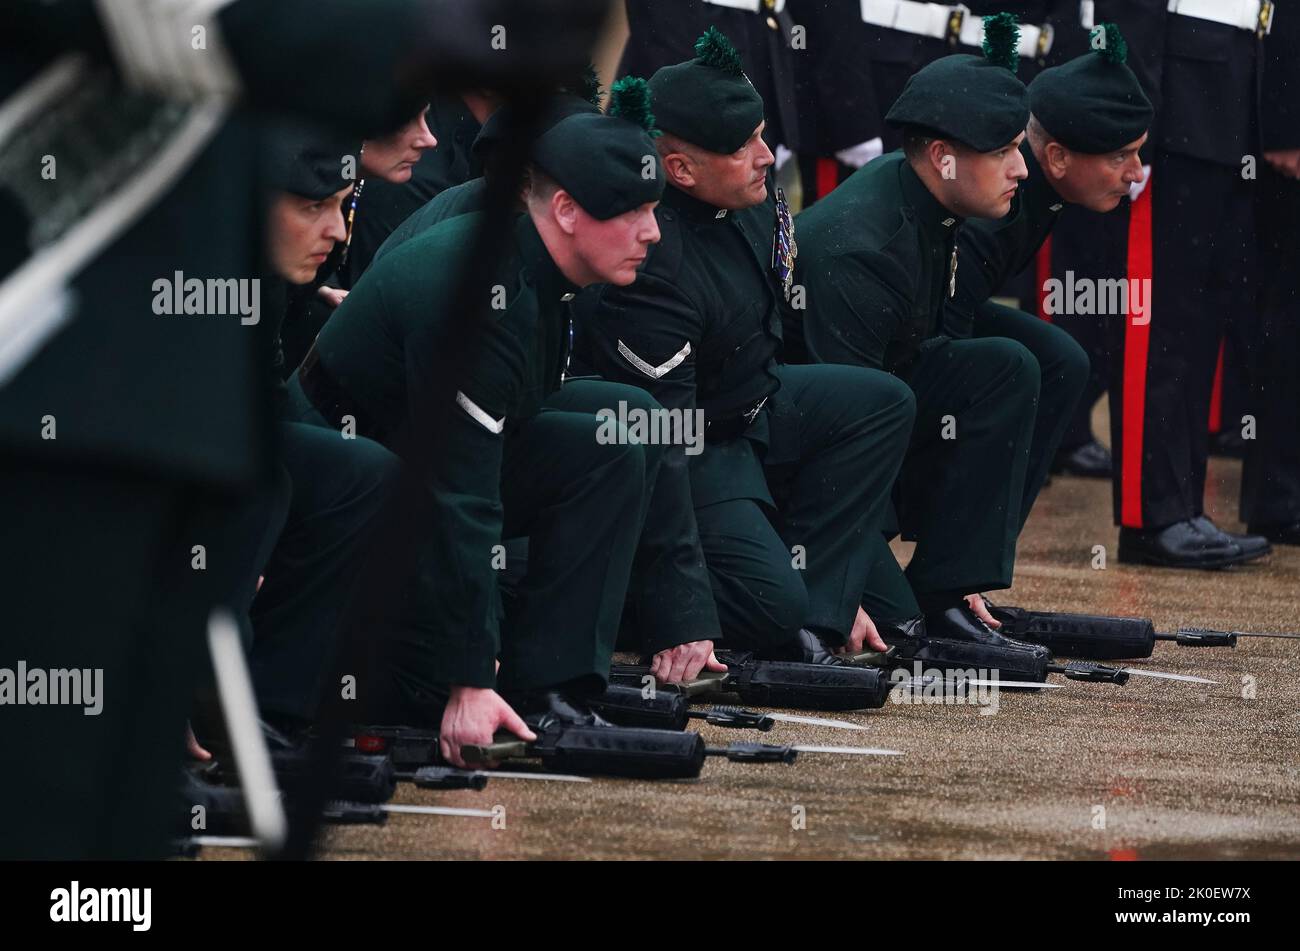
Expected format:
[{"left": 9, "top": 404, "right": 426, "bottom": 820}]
[
  {"left": 816, "top": 157, "right": 839, "bottom": 200},
  {"left": 1036, "top": 234, "right": 1053, "bottom": 322},
  {"left": 1121, "top": 185, "right": 1154, "bottom": 529},
  {"left": 1208, "top": 339, "right": 1225, "bottom": 433}
]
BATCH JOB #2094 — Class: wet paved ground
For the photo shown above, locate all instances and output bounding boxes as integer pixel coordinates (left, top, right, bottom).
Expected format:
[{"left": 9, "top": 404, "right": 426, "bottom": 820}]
[{"left": 206, "top": 424, "right": 1300, "bottom": 861}]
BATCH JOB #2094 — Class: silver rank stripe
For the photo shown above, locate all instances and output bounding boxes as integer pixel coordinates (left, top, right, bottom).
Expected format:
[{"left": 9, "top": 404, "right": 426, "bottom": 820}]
[
  {"left": 617, "top": 339, "right": 691, "bottom": 380},
  {"left": 456, "top": 391, "right": 505, "bottom": 434}
]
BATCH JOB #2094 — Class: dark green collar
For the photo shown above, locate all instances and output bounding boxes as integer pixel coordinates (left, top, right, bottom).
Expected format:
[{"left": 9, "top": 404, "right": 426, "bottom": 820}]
[
  {"left": 662, "top": 183, "right": 734, "bottom": 225},
  {"left": 898, "top": 159, "right": 963, "bottom": 240},
  {"left": 516, "top": 214, "right": 579, "bottom": 304}
]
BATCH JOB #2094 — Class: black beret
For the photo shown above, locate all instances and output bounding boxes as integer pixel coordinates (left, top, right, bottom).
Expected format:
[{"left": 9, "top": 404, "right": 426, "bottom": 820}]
[
  {"left": 531, "top": 111, "right": 664, "bottom": 219},
  {"left": 1029, "top": 24, "right": 1154, "bottom": 154},
  {"left": 264, "top": 122, "right": 359, "bottom": 200},
  {"left": 649, "top": 27, "right": 764, "bottom": 154},
  {"left": 886, "top": 53, "right": 1030, "bottom": 152}
]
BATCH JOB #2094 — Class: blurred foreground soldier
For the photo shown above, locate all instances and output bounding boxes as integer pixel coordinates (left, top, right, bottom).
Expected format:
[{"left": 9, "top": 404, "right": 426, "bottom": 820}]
[
  {"left": 949, "top": 23, "right": 1154, "bottom": 532},
  {"left": 791, "top": 34, "right": 1051, "bottom": 657},
  {"left": 577, "top": 30, "right": 916, "bottom": 664},
  {"left": 0, "top": 0, "right": 615, "bottom": 860},
  {"left": 1096, "top": 0, "right": 1275, "bottom": 568},
  {"left": 287, "top": 109, "right": 667, "bottom": 767},
  {"left": 1242, "top": 5, "right": 1300, "bottom": 545}
]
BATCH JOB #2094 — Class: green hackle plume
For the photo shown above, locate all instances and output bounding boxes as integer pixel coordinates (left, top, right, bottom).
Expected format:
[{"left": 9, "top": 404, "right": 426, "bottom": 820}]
[
  {"left": 982, "top": 12, "right": 1021, "bottom": 74},
  {"left": 1094, "top": 22, "right": 1129, "bottom": 64},
  {"left": 609, "top": 76, "right": 659, "bottom": 136},
  {"left": 694, "top": 26, "right": 745, "bottom": 75}
]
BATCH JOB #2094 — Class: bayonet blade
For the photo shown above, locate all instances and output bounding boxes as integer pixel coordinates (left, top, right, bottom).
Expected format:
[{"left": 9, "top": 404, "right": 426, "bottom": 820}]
[
  {"left": 764, "top": 712, "right": 871, "bottom": 730},
  {"left": 790, "top": 745, "right": 902, "bottom": 756},
  {"left": 382, "top": 804, "right": 496, "bottom": 818},
  {"left": 1121, "top": 668, "right": 1220, "bottom": 684}
]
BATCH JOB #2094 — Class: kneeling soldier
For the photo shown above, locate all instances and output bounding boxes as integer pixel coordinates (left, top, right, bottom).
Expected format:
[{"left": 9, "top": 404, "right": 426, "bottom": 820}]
[
  {"left": 287, "top": 109, "right": 667, "bottom": 766},
  {"left": 792, "top": 29, "right": 1053, "bottom": 656},
  {"left": 575, "top": 30, "right": 917, "bottom": 666}
]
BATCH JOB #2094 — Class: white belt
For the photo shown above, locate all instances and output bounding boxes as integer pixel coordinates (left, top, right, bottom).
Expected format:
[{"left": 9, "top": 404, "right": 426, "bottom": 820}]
[
  {"left": 1167, "top": 0, "right": 1274, "bottom": 35},
  {"left": 860, "top": 1, "right": 1054, "bottom": 58},
  {"left": 702, "top": 0, "right": 787, "bottom": 14}
]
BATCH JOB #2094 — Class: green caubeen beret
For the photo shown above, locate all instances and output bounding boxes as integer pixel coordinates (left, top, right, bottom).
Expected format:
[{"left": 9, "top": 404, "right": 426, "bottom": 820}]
[
  {"left": 648, "top": 27, "right": 765, "bottom": 154},
  {"left": 531, "top": 78, "right": 664, "bottom": 220},
  {"left": 886, "top": 13, "right": 1029, "bottom": 152},
  {"left": 264, "top": 122, "right": 358, "bottom": 199},
  {"left": 1029, "top": 24, "right": 1153, "bottom": 154}
]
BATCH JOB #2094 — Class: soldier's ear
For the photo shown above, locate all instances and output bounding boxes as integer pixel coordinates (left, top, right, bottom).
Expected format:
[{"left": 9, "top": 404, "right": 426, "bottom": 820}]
[
  {"left": 662, "top": 152, "right": 695, "bottom": 189},
  {"left": 551, "top": 188, "right": 580, "bottom": 235},
  {"left": 1043, "top": 141, "right": 1070, "bottom": 180}
]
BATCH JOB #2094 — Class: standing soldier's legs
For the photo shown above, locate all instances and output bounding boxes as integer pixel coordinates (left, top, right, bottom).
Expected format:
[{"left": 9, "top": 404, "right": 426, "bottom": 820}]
[
  {"left": 1241, "top": 166, "right": 1300, "bottom": 541},
  {"left": 1112, "top": 152, "right": 1263, "bottom": 566},
  {"left": 971, "top": 301, "right": 1089, "bottom": 527}
]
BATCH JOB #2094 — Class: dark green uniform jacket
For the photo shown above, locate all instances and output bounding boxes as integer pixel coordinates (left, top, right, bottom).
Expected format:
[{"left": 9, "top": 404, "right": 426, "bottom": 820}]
[
  {"left": 792, "top": 151, "right": 964, "bottom": 375},
  {"left": 371, "top": 178, "right": 489, "bottom": 266},
  {"left": 948, "top": 141, "right": 1065, "bottom": 334},
  {"left": 574, "top": 182, "right": 785, "bottom": 508},
  {"left": 308, "top": 212, "right": 573, "bottom": 687}
]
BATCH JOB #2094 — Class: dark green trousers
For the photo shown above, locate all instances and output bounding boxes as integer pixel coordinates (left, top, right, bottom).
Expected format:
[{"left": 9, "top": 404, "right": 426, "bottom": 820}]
[
  {"left": 863, "top": 335, "right": 1041, "bottom": 622},
  {"left": 972, "top": 301, "right": 1089, "bottom": 530},
  {"left": 246, "top": 422, "right": 401, "bottom": 721},
  {"left": 698, "top": 363, "right": 915, "bottom": 650},
  {"left": 334, "top": 380, "right": 653, "bottom": 723}
]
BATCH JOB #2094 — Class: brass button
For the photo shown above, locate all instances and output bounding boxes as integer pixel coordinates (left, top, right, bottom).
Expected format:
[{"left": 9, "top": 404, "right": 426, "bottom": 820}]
[{"left": 767, "top": 16, "right": 778, "bottom": 31}]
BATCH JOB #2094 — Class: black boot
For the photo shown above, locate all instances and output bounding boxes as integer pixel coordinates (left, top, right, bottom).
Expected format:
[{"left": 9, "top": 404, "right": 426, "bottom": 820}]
[
  {"left": 923, "top": 606, "right": 1053, "bottom": 661},
  {"left": 756, "top": 628, "right": 856, "bottom": 666},
  {"left": 504, "top": 690, "right": 611, "bottom": 728},
  {"left": 1247, "top": 520, "right": 1300, "bottom": 546},
  {"left": 1051, "top": 439, "right": 1112, "bottom": 478},
  {"left": 1192, "top": 516, "right": 1271, "bottom": 562},
  {"left": 1118, "top": 519, "right": 1251, "bottom": 569}
]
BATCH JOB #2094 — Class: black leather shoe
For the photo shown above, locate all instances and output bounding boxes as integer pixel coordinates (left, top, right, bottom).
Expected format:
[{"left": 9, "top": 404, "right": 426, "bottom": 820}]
[
  {"left": 759, "top": 628, "right": 855, "bottom": 666},
  {"left": 923, "top": 606, "right": 1052, "bottom": 661},
  {"left": 1247, "top": 520, "right": 1300, "bottom": 546},
  {"left": 1192, "top": 516, "right": 1271, "bottom": 562},
  {"left": 507, "top": 690, "right": 611, "bottom": 728},
  {"left": 1051, "top": 439, "right": 1113, "bottom": 478},
  {"left": 1117, "top": 520, "right": 1250, "bottom": 569},
  {"left": 875, "top": 616, "right": 928, "bottom": 660}
]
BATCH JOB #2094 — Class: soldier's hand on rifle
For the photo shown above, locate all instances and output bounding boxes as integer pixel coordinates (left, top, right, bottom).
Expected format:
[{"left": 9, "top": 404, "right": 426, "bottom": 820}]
[
  {"left": 439, "top": 686, "right": 536, "bottom": 769},
  {"left": 185, "top": 721, "right": 212, "bottom": 762},
  {"left": 651, "top": 640, "right": 726, "bottom": 684},
  {"left": 965, "top": 593, "right": 1002, "bottom": 629},
  {"left": 838, "top": 605, "right": 887, "bottom": 654}
]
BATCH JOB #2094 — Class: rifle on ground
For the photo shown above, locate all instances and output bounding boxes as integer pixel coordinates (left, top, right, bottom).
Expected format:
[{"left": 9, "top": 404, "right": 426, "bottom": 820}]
[
  {"left": 988, "top": 605, "right": 1300, "bottom": 659},
  {"left": 609, "top": 652, "right": 894, "bottom": 712}
]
